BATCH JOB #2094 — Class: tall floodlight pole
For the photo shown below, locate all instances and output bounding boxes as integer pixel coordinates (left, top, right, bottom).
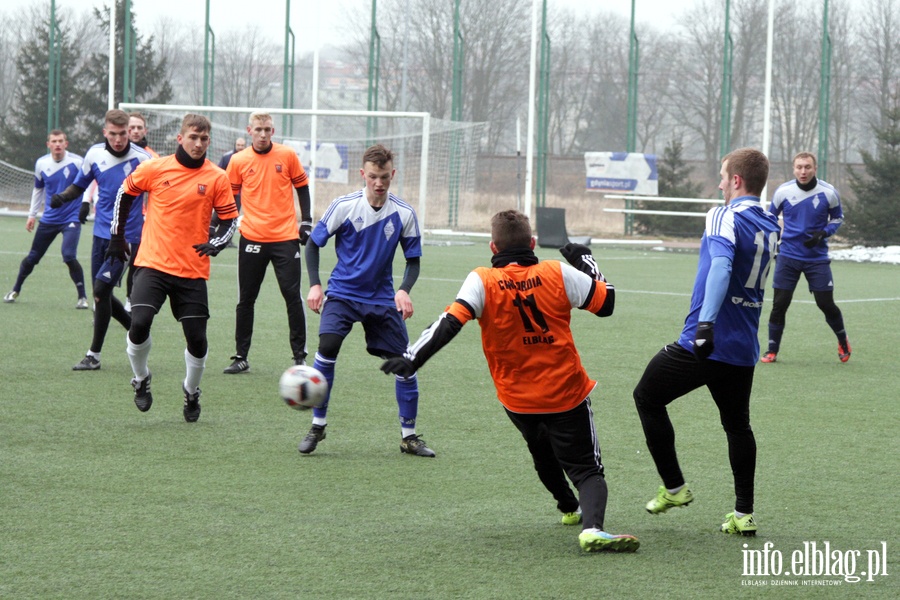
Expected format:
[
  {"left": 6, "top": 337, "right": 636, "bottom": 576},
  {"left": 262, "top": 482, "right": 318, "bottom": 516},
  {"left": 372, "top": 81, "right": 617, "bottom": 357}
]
[
  {"left": 448, "top": 0, "right": 464, "bottom": 227},
  {"left": 524, "top": 0, "right": 539, "bottom": 220},
  {"left": 367, "top": 0, "right": 380, "bottom": 142},
  {"left": 203, "top": 0, "right": 216, "bottom": 106},
  {"left": 283, "top": 0, "right": 296, "bottom": 134},
  {"left": 817, "top": 0, "right": 832, "bottom": 180},
  {"left": 535, "top": 0, "right": 550, "bottom": 209},
  {"left": 626, "top": 0, "right": 638, "bottom": 154},
  {"left": 123, "top": 0, "right": 132, "bottom": 103},
  {"left": 761, "top": 0, "right": 775, "bottom": 205},
  {"left": 719, "top": 0, "right": 733, "bottom": 159},
  {"left": 48, "top": 0, "right": 59, "bottom": 131},
  {"left": 108, "top": 2, "right": 116, "bottom": 109}
]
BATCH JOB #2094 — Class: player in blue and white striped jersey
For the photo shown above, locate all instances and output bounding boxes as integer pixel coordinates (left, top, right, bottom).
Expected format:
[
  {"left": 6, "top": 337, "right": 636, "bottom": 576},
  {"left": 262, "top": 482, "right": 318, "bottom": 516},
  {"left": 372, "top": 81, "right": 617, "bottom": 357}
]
[
  {"left": 299, "top": 144, "right": 434, "bottom": 457},
  {"left": 3, "top": 131, "right": 88, "bottom": 308},
  {"left": 634, "top": 148, "right": 781, "bottom": 537},
  {"left": 49, "top": 109, "right": 152, "bottom": 371},
  {"left": 761, "top": 151, "right": 850, "bottom": 363}
]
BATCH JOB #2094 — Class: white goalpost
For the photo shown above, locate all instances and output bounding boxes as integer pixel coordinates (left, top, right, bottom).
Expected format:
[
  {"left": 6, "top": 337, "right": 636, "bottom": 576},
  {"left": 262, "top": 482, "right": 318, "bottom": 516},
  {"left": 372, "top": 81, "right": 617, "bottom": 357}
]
[{"left": 120, "top": 103, "right": 485, "bottom": 232}]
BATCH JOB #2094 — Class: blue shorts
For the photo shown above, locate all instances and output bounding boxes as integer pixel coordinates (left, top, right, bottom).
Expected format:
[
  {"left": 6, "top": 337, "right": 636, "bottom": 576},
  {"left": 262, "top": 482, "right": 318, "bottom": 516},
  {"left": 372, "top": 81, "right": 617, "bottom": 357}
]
[
  {"left": 319, "top": 296, "right": 409, "bottom": 357},
  {"left": 772, "top": 255, "right": 834, "bottom": 293},
  {"left": 95, "top": 255, "right": 127, "bottom": 286},
  {"left": 26, "top": 221, "right": 82, "bottom": 264}
]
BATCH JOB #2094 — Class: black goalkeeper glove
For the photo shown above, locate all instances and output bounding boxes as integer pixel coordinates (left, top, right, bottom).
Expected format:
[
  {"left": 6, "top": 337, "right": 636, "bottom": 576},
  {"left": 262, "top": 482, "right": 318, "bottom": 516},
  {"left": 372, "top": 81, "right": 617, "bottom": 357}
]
[
  {"left": 803, "top": 230, "right": 827, "bottom": 248},
  {"left": 105, "top": 236, "right": 129, "bottom": 262},
  {"left": 694, "top": 321, "right": 715, "bottom": 360},
  {"left": 299, "top": 221, "right": 312, "bottom": 246},
  {"left": 559, "top": 243, "right": 606, "bottom": 281},
  {"left": 380, "top": 356, "right": 417, "bottom": 378},
  {"left": 49, "top": 193, "right": 66, "bottom": 209},
  {"left": 193, "top": 242, "right": 222, "bottom": 257},
  {"left": 78, "top": 202, "right": 91, "bottom": 224}
]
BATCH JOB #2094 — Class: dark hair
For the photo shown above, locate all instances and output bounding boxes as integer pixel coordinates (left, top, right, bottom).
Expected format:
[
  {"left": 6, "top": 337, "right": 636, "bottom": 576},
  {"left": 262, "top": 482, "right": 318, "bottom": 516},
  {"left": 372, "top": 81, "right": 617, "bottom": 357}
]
[
  {"left": 362, "top": 144, "right": 394, "bottom": 168},
  {"left": 491, "top": 210, "right": 532, "bottom": 251},
  {"left": 181, "top": 113, "right": 212, "bottom": 134},
  {"left": 104, "top": 109, "right": 129, "bottom": 128},
  {"left": 722, "top": 148, "right": 769, "bottom": 196},
  {"left": 47, "top": 129, "right": 66, "bottom": 140}
]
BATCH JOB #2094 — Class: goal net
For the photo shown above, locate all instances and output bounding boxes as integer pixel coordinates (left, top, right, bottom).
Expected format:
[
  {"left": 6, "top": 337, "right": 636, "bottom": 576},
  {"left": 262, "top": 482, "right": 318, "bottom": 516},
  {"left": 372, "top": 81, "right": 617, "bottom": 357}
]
[
  {"left": 120, "top": 104, "right": 487, "bottom": 232},
  {"left": 0, "top": 158, "right": 35, "bottom": 210}
]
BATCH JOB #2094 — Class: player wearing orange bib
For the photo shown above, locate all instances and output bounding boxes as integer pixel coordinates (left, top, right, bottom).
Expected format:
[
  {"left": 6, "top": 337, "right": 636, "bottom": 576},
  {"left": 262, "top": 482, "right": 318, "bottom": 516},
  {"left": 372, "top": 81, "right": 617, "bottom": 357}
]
[
  {"left": 382, "top": 210, "right": 639, "bottom": 553},
  {"left": 108, "top": 114, "right": 238, "bottom": 422},
  {"left": 223, "top": 111, "right": 312, "bottom": 373}
]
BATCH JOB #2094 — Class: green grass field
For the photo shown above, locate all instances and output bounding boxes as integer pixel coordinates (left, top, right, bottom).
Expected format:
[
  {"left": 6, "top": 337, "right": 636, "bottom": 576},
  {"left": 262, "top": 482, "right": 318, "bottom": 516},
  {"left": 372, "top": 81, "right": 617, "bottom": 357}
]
[{"left": 1, "top": 217, "right": 897, "bottom": 599}]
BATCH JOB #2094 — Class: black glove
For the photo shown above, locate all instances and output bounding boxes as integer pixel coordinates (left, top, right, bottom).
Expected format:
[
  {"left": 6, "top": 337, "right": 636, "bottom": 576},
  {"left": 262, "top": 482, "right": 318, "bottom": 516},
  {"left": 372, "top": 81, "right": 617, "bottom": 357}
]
[
  {"left": 105, "top": 236, "right": 129, "bottom": 262},
  {"left": 299, "top": 221, "right": 312, "bottom": 246},
  {"left": 694, "top": 321, "right": 715, "bottom": 359},
  {"left": 78, "top": 202, "right": 91, "bottom": 224},
  {"left": 49, "top": 194, "right": 66, "bottom": 209},
  {"left": 559, "top": 243, "right": 605, "bottom": 281},
  {"left": 193, "top": 243, "right": 221, "bottom": 257},
  {"left": 380, "top": 356, "right": 417, "bottom": 378},
  {"left": 803, "top": 230, "right": 827, "bottom": 248}
]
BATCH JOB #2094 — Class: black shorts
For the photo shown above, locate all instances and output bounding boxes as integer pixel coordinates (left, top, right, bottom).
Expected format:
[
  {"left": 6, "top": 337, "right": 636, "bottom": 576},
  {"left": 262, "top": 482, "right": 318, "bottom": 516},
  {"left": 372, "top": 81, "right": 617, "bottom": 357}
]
[{"left": 130, "top": 267, "right": 209, "bottom": 321}]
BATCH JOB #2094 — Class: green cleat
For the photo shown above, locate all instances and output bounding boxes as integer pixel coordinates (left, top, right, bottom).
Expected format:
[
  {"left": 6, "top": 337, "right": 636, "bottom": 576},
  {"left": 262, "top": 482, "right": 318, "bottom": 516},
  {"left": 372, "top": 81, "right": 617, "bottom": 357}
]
[
  {"left": 646, "top": 485, "right": 694, "bottom": 514},
  {"left": 721, "top": 512, "right": 757, "bottom": 536},
  {"left": 578, "top": 529, "right": 640, "bottom": 553},
  {"left": 561, "top": 508, "right": 582, "bottom": 526}
]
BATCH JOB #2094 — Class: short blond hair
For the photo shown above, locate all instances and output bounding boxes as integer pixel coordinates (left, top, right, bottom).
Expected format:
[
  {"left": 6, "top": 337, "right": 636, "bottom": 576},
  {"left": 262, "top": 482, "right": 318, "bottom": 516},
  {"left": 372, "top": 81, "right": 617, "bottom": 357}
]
[{"left": 792, "top": 151, "right": 817, "bottom": 168}]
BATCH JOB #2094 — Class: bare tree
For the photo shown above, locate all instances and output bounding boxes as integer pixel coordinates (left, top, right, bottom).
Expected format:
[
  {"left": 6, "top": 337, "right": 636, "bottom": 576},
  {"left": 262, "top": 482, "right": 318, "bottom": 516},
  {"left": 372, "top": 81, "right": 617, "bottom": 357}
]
[{"left": 857, "top": 0, "right": 900, "bottom": 157}]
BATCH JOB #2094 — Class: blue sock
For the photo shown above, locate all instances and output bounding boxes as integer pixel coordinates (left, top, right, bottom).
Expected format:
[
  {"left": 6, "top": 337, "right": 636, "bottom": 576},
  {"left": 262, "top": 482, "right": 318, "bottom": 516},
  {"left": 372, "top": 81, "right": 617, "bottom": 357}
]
[
  {"left": 312, "top": 353, "right": 336, "bottom": 420},
  {"left": 395, "top": 373, "right": 419, "bottom": 436}
]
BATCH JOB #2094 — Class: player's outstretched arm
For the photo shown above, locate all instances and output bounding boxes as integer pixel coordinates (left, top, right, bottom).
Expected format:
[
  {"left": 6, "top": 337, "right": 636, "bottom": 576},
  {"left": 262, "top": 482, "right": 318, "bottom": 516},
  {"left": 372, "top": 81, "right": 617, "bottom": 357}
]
[
  {"left": 49, "top": 183, "right": 87, "bottom": 209},
  {"left": 560, "top": 243, "right": 615, "bottom": 317},
  {"left": 381, "top": 311, "right": 465, "bottom": 377}
]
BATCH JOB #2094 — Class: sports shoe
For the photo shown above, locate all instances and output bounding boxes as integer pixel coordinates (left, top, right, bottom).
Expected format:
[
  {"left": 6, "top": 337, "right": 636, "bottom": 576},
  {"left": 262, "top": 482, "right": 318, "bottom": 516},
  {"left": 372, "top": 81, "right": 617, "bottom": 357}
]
[
  {"left": 132, "top": 374, "right": 153, "bottom": 412},
  {"left": 760, "top": 352, "right": 777, "bottom": 363},
  {"left": 3, "top": 290, "right": 18, "bottom": 303},
  {"left": 838, "top": 338, "right": 851, "bottom": 363},
  {"left": 561, "top": 507, "right": 583, "bottom": 526},
  {"left": 293, "top": 355, "right": 307, "bottom": 366},
  {"left": 183, "top": 385, "right": 201, "bottom": 423},
  {"left": 721, "top": 512, "right": 757, "bottom": 536},
  {"left": 76, "top": 297, "right": 89, "bottom": 309},
  {"left": 73, "top": 354, "right": 101, "bottom": 371},
  {"left": 298, "top": 425, "right": 326, "bottom": 454},
  {"left": 223, "top": 355, "right": 249, "bottom": 374},
  {"left": 578, "top": 529, "right": 640, "bottom": 553},
  {"left": 646, "top": 485, "right": 694, "bottom": 514},
  {"left": 400, "top": 434, "right": 436, "bottom": 457}
]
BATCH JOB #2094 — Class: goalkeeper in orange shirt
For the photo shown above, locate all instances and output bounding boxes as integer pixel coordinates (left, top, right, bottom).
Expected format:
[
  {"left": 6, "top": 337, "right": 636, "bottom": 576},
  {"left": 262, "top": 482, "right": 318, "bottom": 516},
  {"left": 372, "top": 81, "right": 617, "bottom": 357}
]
[{"left": 381, "top": 210, "right": 639, "bottom": 553}]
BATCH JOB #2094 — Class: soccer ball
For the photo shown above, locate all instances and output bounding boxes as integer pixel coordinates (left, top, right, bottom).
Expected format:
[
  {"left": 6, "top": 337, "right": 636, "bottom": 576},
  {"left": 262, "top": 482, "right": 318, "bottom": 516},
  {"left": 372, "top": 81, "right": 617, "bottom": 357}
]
[{"left": 279, "top": 365, "right": 328, "bottom": 410}]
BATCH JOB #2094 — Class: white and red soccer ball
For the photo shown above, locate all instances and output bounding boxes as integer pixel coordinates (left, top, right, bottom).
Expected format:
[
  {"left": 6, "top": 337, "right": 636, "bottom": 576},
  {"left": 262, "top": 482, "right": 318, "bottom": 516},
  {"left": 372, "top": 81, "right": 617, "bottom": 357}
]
[{"left": 279, "top": 365, "right": 328, "bottom": 409}]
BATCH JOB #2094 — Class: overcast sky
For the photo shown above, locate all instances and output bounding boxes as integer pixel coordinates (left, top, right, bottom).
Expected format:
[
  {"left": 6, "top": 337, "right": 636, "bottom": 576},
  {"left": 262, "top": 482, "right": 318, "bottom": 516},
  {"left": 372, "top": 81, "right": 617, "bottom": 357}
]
[{"left": 7, "top": 0, "right": 692, "bottom": 52}]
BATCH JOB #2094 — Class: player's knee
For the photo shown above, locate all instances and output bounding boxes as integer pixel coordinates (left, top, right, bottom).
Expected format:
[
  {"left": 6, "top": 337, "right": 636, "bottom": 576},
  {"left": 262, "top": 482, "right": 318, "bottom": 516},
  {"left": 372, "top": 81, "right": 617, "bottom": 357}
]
[
  {"left": 317, "top": 333, "right": 344, "bottom": 359},
  {"left": 21, "top": 255, "right": 37, "bottom": 269}
]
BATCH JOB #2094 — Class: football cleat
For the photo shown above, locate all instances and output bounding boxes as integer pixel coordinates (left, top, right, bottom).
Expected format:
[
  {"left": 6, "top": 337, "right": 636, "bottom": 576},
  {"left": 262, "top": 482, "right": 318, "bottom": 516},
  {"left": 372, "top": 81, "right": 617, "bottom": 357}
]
[
  {"left": 73, "top": 354, "right": 101, "bottom": 371},
  {"left": 3, "top": 290, "right": 18, "bottom": 303},
  {"left": 298, "top": 425, "right": 326, "bottom": 454},
  {"left": 838, "top": 338, "right": 851, "bottom": 363},
  {"left": 293, "top": 355, "right": 307, "bottom": 366},
  {"left": 223, "top": 355, "right": 249, "bottom": 374},
  {"left": 183, "top": 385, "right": 201, "bottom": 423},
  {"left": 561, "top": 508, "right": 583, "bottom": 526},
  {"left": 76, "top": 297, "right": 89, "bottom": 310},
  {"left": 760, "top": 352, "right": 777, "bottom": 363},
  {"left": 132, "top": 374, "right": 153, "bottom": 412},
  {"left": 578, "top": 529, "right": 640, "bottom": 553},
  {"left": 400, "top": 434, "right": 436, "bottom": 457},
  {"left": 721, "top": 512, "right": 757, "bottom": 536},
  {"left": 646, "top": 485, "right": 694, "bottom": 514}
]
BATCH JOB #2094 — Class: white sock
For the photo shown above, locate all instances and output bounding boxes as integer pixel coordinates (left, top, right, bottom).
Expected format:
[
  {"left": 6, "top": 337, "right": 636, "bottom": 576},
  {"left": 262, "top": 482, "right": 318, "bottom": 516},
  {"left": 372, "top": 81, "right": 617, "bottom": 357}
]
[
  {"left": 183, "top": 348, "right": 207, "bottom": 393},
  {"left": 401, "top": 427, "right": 416, "bottom": 439},
  {"left": 312, "top": 417, "right": 327, "bottom": 427},
  {"left": 667, "top": 484, "right": 685, "bottom": 495},
  {"left": 87, "top": 350, "right": 100, "bottom": 360},
  {"left": 126, "top": 334, "right": 151, "bottom": 380},
  {"left": 734, "top": 510, "right": 749, "bottom": 519}
]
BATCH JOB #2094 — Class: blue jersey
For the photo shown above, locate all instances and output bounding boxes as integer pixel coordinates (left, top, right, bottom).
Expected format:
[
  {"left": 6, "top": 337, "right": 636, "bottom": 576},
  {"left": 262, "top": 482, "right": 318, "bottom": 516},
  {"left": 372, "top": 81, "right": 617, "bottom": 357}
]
[
  {"left": 677, "top": 196, "right": 781, "bottom": 367},
  {"left": 311, "top": 189, "right": 422, "bottom": 306},
  {"left": 32, "top": 151, "right": 84, "bottom": 225},
  {"left": 74, "top": 142, "right": 151, "bottom": 242},
  {"left": 768, "top": 178, "right": 842, "bottom": 262}
]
